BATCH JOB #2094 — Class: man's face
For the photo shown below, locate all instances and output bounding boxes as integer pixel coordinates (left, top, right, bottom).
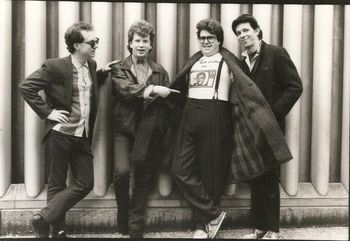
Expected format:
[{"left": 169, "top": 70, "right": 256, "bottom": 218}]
[
  {"left": 130, "top": 33, "right": 152, "bottom": 59},
  {"left": 74, "top": 30, "right": 98, "bottom": 59},
  {"left": 235, "top": 22, "right": 260, "bottom": 49},
  {"left": 198, "top": 30, "right": 220, "bottom": 57}
]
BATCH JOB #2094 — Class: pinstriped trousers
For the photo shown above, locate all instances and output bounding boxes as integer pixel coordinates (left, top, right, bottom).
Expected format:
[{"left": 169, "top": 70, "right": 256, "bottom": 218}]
[{"left": 172, "top": 98, "right": 233, "bottom": 230}]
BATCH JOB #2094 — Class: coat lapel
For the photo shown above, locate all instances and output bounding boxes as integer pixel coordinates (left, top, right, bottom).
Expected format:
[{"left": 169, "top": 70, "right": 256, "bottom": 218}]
[{"left": 63, "top": 56, "right": 73, "bottom": 109}]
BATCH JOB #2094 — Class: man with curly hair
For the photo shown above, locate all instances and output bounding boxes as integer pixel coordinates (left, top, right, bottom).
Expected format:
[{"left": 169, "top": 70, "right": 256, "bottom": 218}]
[{"left": 110, "top": 20, "right": 178, "bottom": 238}]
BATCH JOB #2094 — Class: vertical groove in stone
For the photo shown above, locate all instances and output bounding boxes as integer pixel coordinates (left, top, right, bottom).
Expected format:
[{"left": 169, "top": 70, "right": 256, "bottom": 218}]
[
  {"left": 79, "top": 2, "right": 91, "bottom": 23},
  {"left": 145, "top": 3, "right": 157, "bottom": 62},
  {"left": 112, "top": 2, "right": 124, "bottom": 60},
  {"left": 176, "top": 3, "right": 190, "bottom": 72},
  {"left": 46, "top": 1, "right": 59, "bottom": 59},
  {"left": 329, "top": 5, "right": 344, "bottom": 182},
  {"left": 11, "top": 0, "right": 25, "bottom": 184},
  {"left": 271, "top": 4, "right": 283, "bottom": 46}
]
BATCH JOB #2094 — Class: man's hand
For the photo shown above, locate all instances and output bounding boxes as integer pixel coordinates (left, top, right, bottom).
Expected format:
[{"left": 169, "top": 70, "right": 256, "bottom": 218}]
[
  {"left": 102, "top": 60, "right": 121, "bottom": 73},
  {"left": 152, "top": 86, "right": 180, "bottom": 98},
  {"left": 47, "top": 109, "right": 70, "bottom": 123}
]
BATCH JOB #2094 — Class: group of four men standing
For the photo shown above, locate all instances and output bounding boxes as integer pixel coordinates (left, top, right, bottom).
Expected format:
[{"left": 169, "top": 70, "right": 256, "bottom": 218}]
[{"left": 19, "top": 14, "right": 302, "bottom": 239}]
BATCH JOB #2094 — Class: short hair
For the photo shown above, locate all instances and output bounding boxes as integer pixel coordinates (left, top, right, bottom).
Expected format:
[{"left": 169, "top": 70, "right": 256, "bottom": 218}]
[
  {"left": 127, "top": 20, "right": 155, "bottom": 54},
  {"left": 64, "top": 22, "right": 94, "bottom": 53},
  {"left": 196, "top": 19, "right": 224, "bottom": 47},
  {"left": 231, "top": 14, "right": 263, "bottom": 40}
]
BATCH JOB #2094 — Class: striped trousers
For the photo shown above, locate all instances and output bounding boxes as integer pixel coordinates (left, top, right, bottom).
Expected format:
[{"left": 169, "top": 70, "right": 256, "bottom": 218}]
[{"left": 171, "top": 98, "right": 233, "bottom": 230}]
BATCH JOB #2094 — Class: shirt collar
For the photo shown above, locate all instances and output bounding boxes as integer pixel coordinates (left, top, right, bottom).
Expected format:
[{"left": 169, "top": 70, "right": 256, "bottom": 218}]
[
  {"left": 241, "top": 40, "right": 262, "bottom": 59},
  {"left": 131, "top": 55, "right": 148, "bottom": 65},
  {"left": 71, "top": 55, "right": 89, "bottom": 69}
]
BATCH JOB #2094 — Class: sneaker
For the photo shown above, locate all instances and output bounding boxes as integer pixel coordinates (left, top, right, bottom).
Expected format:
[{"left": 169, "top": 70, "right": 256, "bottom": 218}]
[
  {"left": 242, "top": 229, "right": 267, "bottom": 239},
  {"left": 206, "top": 211, "right": 226, "bottom": 239},
  {"left": 193, "top": 229, "right": 209, "bottom": 239},
  {"left": 262, "top": 231, "right": 280, "bottom": 239}
]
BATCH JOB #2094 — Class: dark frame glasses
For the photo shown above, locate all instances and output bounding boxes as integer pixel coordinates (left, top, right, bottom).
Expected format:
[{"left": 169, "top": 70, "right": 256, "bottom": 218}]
[{"left": 84, "top": 37, "right": 99, "bottom": 48}]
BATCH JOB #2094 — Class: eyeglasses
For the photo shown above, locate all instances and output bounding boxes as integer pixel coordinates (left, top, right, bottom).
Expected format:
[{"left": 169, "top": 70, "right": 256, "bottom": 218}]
[
  {"left": 198, "top": 36, "right": 217, "bottom": 43},
  {"left": 84, "top": 38, "right": 99, "bottom": 48}
]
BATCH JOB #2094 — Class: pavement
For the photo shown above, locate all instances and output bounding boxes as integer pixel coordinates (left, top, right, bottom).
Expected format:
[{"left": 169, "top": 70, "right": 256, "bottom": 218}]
[{"left": 0, "top": 226, "right": 348, "bottom": 240}]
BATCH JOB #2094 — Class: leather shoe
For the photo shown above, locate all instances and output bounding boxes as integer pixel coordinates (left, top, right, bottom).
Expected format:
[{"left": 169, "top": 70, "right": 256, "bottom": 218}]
[
  {"left": 31, "top": 214, "right": 49, "bottom": 238},
  {"left": 51, "top": 230, "right": 67, "bottom": 238}
]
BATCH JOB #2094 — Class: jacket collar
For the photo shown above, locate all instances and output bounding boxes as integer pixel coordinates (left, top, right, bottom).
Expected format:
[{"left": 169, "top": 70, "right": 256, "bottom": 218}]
[{"left": 120, "top": 55, "right": 161, "bottom": 73}]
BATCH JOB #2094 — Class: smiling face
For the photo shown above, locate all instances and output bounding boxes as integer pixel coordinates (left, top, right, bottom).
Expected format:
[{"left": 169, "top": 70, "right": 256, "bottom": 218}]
[
  {"left": 129, "top": 33, "right": 152, "bottom": 60},
  {"left": 198, "top": 30, "right": 220, "bottom": 57},
  {"left": 74, "top": 30, "right": 98, "bottom": 60},
  {"left": 234, "top": 22, "right": 260, "bottom": 51}
]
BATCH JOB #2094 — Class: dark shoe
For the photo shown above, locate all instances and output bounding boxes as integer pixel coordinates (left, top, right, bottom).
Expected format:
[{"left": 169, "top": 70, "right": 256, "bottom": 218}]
[
  {"left": 117, "top": 224, "right": 128, "bottom": 235},
  {"left": 129, "top": 229, "right": 143, "bottom": 239},
  {"left": 206, "top": 211, "right": 226, "bottom": 239},
  {"left": 31, "top": 214, "right": 49, "bottom": 238},
  {"left": 51, "top": 230, "right": 67, "bottom": 238}
]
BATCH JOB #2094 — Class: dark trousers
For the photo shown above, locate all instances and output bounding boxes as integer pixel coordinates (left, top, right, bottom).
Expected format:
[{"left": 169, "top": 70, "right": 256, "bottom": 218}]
[
  {"left": 112, "top": 132, "right": 132, "bottom": 230},
  {"left": 172, "top": 99, "right": 233, "bottom": 229},
  {"left": 250, "top": 167, "right": 280, "bottom": 232},
  {"left": 112, "top": 131, "right": 158, "bottom": 232},
  {"left": 41, "top": 130, "right": 94, "bottom": 228}
]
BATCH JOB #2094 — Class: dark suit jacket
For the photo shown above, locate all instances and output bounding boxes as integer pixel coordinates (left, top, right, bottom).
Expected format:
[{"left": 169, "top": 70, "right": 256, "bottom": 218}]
[
  {"left": 19, "top": 55, "right": 107, "bottom": 142},
  {"left": 164, "top": 48, "right": 294, "bottom": 184},
  {"left": 241, "top": 41, "right": 303, "bottom": 131}
]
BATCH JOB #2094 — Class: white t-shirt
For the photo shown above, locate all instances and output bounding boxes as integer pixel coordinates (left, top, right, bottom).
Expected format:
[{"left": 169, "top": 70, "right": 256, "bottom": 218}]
[{"left": 188, "top": 52, "right": 232, "bottom": 101}]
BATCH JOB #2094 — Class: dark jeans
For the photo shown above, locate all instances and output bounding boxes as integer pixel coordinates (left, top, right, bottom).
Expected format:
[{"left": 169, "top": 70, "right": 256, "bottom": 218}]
[
  {"left": 112, "top": 132, "right": 132, "bottom": 229},
  {"left": 171, "top": 99, "right": 233, "bottom": 230},
  {"left": 250, "top": 167, "right": 280, "bottom": 232},
  {"left": 41, "top": 130, "right": 94, "bottom": 227},
  {"left": 128, "top": 161, "right": 157, "bottom": 232}
]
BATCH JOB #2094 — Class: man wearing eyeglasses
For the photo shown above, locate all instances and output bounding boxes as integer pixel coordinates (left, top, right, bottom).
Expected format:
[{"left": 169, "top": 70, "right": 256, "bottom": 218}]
[
  {"left": 19, "top": 22, "right": 116, "bottom": 238},
  {"left": 168, "top": 18, "right": 293, "bottom": 239}
]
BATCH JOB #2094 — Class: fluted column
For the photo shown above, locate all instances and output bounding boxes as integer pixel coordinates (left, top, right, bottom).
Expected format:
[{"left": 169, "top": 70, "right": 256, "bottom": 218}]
[
  {"left": 221, "top": 4, "right": 240, "bottom": 56},
  {"left": 91, "top": 2, "right": 113, "bottom": 196},
  {"left": 156, "top": 3, "right": 177, "bottom": 197},
  {"left": 252, "top": 4, "right": 272, "bottom": 44},
  {"left": 280, "top": 5, "right": 303, "bottom": 196},
  {"left": 341, "top": 5, "right": 350, "bottom": 192},
  {"left": 23, "top": 1, "right": 46, "bottom": 197},
  {"left": 299, "top": 5, "right": 314, "bottom": 182},
  {"left": 58, "top": 2, "right": 79, "bottom": 57},
  {"left": 311, "top": 5, "right": 334, "bottom": 196},
  {"left": 0, "top": 0, "right": 12, "bottom": 197},
  {"left": 176, "top": 3, "right": 190, "bottom": 71},
  {"left": 189, "top": 4, "right": 210, "bottom": 56}
]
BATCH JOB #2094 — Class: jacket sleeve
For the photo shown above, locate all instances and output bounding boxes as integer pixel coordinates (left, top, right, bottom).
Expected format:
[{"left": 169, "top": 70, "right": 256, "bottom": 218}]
[
  {"left": 271, "top": 47, "right": 303, "bottom": 117},
  {"left": 18, "top": 61, "right": 53, "bottom": 119},
  {"left": 110, "top": 63, "right": 146, "bottom": 100}
]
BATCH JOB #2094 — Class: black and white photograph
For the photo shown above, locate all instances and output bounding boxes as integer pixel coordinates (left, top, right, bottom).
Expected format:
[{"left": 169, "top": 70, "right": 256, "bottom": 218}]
[{"left": 0, "top": 0, "right": 348, "bottom": 240}]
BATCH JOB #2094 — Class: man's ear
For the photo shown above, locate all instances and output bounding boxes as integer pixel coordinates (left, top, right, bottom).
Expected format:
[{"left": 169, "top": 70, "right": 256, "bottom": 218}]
[{"left": 73, "top": 43, "right": 80, "bottom": 52}]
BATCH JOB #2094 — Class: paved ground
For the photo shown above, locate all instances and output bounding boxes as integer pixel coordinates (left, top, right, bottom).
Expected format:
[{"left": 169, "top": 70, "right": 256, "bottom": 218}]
[{"left": 1, "top": 226, "right": 348, "bottom": 240}]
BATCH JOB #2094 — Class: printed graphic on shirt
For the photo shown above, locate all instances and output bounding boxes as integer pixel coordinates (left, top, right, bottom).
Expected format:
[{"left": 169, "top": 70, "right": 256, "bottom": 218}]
[
  {"left": 189, "top": 56, "right": 221, "bottom": 88},
  {"left": 189, "top": 70, "right": 216, "bottom": 88}
]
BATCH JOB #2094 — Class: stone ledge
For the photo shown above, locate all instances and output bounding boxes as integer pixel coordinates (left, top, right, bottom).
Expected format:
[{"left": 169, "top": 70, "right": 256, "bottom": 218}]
[{"left": 0, "top": 183, "right": 348, "bottom": 209}]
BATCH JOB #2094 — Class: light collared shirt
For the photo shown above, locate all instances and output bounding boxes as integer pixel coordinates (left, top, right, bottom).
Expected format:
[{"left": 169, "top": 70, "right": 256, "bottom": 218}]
[
  {"left": 52, "top": 55, "right": 92, "bottom": 137},
  {"left": 241, "top": 40, "right": 262, "bottom": 72}
]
